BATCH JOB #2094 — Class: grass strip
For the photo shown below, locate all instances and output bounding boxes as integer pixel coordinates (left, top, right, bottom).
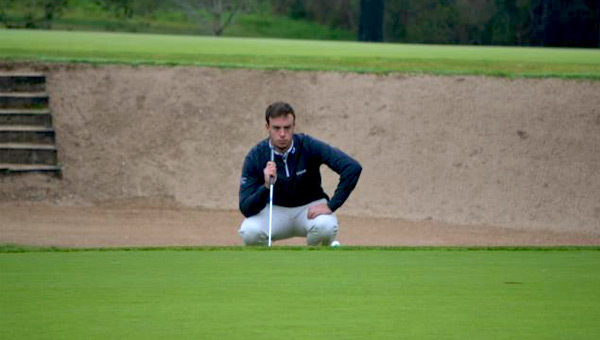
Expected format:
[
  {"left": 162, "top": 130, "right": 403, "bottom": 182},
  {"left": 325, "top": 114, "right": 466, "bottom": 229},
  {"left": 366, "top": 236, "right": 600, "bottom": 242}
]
[
  {"left": 2, "top": 29, "right": 599, "bottom": 79},
  {"left": 2, "top": 243, "right": 599, "bottom": 253}
]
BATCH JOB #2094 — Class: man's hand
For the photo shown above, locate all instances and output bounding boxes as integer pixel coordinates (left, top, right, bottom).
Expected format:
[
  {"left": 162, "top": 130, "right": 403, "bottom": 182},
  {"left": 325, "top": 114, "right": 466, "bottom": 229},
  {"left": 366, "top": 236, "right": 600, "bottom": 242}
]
[
  {"left": 307, "top": 203, "right": 332, "bottom": 219},
  {"left": 264, "top": 161, "right": 277, "bottom": 188}
]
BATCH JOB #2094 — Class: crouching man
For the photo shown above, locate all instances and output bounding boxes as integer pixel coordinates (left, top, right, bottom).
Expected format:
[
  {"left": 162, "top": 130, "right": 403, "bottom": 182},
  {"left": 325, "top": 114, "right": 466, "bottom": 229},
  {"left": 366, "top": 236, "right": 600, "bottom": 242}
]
[{"left": 238, "top": 101, "right": 362, "bottom": 246}]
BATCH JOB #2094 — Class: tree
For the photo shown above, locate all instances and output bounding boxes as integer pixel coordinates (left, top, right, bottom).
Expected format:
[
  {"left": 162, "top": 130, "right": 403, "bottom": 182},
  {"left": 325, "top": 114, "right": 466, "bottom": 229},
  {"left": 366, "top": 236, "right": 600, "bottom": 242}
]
[
  {"left": 452, "top": 0, "right": 496, "bottom": 44},
  {"left": 597, "top": 0, "right": 600, "bottom": 47},
  {"left": 483, "top": 0, "right": 531, "bottom": 45},
  {"left": 530, "top": 0, "right": 599, "bottom": 47},
  {"left": 303, "top": 0, "right": 358, "bottom": 30},
  {"left": 175, "top": 0, "right": 251, "bottom": 36},
  {"left": 0, "top": 0, "right": 68, "bottom": 29},
  {"left": 271, "top": 0, "right": 359, "bottom": 31},
  {"left": 358, "top": 0, "right": 384, "bottom": 41},
  {"left": 407, "top": 0, "right": 457, "bottom": 44},
  {"left": 94, "top": 0, "right": 134, "bottom": 18}
]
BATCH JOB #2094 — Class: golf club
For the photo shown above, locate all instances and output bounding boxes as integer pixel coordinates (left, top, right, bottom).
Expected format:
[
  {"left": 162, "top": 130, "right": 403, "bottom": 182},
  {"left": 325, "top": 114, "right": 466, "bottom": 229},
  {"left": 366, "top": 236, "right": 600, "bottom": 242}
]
[{"left": 268, "top": 148, "right": 274, "bottom": 247}]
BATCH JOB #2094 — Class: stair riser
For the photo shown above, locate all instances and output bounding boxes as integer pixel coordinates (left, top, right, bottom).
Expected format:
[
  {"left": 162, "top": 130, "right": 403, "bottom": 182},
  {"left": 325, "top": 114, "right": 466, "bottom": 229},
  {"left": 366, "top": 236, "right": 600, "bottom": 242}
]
[
  {"left": 0, "top": 149, "right": 57, "bottom": 165},
  {"left": 0, "top": 76, "right": 46, "bottom": 92},
  {"left": 0, "top": 96, "right": 49, "bottom": 109},
  {"left": 0, "top": 131, "right": 55, "bottom": 144},
  {"left": 0, "top": 168, "right": 61, "bottom": 177},
  {"left": 0, "top": 114, "right": 52, "bottom": 126}
]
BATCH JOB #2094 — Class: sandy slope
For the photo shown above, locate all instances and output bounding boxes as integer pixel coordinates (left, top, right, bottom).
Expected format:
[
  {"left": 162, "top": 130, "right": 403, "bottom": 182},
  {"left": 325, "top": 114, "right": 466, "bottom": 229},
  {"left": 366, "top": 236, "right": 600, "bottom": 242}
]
[
  {"left": 1, "top": 62, "right": 599, "bottom": 246},
  {"left": 2, "top": 201, "right": 598, "bottom": 247}
]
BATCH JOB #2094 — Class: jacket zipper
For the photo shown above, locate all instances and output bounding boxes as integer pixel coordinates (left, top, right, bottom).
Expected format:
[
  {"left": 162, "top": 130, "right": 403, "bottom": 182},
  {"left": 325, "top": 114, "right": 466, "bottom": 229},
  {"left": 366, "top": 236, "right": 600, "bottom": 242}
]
[{"left": 283, "top": 155, "right": 290, "bottom": 177}]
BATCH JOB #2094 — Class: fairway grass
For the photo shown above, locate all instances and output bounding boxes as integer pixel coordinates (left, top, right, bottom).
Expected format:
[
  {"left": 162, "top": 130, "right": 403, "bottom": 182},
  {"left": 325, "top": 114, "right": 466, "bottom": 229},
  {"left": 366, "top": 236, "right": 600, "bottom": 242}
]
[
  {"left": 1, "top": 29, "right": 600, "bottom": 79},
  {"left": 1, "top": 248, "right": 599, "bottom": 339}
]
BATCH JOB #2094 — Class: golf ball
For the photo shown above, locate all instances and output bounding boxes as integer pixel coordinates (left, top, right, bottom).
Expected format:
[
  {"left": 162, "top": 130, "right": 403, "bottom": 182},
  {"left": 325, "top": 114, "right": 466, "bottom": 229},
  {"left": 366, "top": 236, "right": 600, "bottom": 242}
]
[{"left": 331, "top": 241, "right": 340, "bottom": 247}]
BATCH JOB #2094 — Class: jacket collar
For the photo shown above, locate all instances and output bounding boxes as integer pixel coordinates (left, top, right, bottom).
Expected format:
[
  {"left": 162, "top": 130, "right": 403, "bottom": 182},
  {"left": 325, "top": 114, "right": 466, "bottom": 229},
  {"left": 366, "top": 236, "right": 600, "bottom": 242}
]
[{"left": 269, "top": 138, "right": 295, "bottom": 159}]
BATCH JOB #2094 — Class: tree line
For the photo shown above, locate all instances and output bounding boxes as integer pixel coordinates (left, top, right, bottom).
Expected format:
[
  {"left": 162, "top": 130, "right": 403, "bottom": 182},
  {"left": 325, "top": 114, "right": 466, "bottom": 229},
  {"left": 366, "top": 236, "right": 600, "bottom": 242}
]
[
  {"left": 1, "top": 0, "right": 598, "bottom": 47},
  {"left": 308, "top": 0, "right": 599, "bottom": 47}
]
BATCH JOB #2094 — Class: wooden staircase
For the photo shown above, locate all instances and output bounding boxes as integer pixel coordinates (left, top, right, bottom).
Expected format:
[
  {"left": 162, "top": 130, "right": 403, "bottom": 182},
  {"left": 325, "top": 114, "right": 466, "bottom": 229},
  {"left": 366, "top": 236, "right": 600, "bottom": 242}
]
[{"left": 0, "top": 74, "right": 61, "bottom": 176}]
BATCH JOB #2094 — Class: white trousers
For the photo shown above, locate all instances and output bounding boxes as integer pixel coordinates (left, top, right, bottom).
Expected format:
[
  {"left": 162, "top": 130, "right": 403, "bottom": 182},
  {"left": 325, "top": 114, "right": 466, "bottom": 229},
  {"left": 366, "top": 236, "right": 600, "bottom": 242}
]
[{"left": 238, "top": 199, "right": 338, "bottom": 246}]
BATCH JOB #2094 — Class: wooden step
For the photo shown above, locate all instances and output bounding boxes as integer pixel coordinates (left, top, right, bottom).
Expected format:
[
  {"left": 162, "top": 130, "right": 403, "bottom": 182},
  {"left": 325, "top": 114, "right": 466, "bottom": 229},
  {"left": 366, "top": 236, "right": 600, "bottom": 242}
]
[
  {"left": 0, "top": 143, "right": 58, "bottom": 165},
  {"left": 0, "top": 143, "right": 57, "bottom": 150},
  {"left": 0, "top": 163, "right": 61, "bottom": 177},
  {"left": 0, "top": 126, "right": 55, "bottom": 144},
  {"left": 0, "top": 109, "right": 53, "bottom": 126},
  {"left": 0, "top": 92, "right": 49, "bottom": 109},
  {"left": 0, "top": 125, "right": 54, "bottom": 132},
  {"left": 0, "top": 108, "right": 51, "bottom": 115},
  {"left": 0, "top": 74, "right": 46, "bottom": 92},
  {"left": 0, "top": 163, "right": 60, "bottom": 172},
  {"left": 0, "top": 92, "right": 48, "bottom": 97}
]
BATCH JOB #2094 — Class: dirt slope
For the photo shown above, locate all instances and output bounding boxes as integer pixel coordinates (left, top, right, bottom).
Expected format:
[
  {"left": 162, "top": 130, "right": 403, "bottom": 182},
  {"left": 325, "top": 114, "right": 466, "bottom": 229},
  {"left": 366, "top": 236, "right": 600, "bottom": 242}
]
[{"left": 1, "top": 62, "right": 599, "bottom": 246}]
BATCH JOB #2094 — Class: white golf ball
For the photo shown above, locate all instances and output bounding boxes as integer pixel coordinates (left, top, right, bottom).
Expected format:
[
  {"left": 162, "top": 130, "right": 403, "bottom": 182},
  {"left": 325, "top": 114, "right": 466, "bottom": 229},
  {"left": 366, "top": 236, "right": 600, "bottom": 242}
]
[{"left": 331, "top": 241, "right": 340, "bottom": 247}]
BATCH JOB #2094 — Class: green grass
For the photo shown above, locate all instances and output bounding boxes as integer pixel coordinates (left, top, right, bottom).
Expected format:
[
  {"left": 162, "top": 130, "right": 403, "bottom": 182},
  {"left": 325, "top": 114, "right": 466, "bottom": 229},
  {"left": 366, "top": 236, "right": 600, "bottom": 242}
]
[
  {"left": 50, "top": 11, "right": 354, "bottom": 40},
  {"left": 1, "top": 29, "right": 599, "bottom": 79},
  {"left": 225, "top": 14, "right": 355, "bottom": 40},
  {"left": 2, "top": 0, "right": 354, "bottom": 40},
  {"left": 1, "top": 248, "right": 599, "bottom": 339}
]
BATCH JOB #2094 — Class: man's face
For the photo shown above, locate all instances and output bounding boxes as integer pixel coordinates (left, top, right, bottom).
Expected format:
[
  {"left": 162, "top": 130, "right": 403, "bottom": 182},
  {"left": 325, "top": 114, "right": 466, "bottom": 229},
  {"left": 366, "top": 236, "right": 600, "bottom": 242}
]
[{"left": 266, "top": 114, "right": 295, "bottom": 152}]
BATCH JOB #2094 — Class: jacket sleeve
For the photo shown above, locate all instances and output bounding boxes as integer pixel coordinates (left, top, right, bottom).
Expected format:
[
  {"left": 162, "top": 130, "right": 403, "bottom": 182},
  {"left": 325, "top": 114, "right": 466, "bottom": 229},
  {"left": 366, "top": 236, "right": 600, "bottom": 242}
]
[
  {"left": 239, "top": 151, "right": 269, "bottom": 217},
  {"left": 309, "top": 136, "right": 362, "bottom": 212}
]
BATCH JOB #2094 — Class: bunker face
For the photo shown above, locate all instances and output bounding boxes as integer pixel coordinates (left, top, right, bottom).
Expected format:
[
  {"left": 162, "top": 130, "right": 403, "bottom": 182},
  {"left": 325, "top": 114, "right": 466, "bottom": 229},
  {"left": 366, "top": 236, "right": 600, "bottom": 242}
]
[{"left": 1, "top": 62, "right": 599, "bottom": 246}]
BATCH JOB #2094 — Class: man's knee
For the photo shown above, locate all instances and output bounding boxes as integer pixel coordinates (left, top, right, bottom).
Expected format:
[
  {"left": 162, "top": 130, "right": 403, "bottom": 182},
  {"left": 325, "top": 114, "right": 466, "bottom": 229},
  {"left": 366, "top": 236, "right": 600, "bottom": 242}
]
[
  {"left": 315, "top": 214, "right": 338, "bottom": 234},
  {"left": 306, "top": 214, "right": 338, "bottom": 246},
  {"left": 238, "top": 219, "right": 267, "bottom": 246}
]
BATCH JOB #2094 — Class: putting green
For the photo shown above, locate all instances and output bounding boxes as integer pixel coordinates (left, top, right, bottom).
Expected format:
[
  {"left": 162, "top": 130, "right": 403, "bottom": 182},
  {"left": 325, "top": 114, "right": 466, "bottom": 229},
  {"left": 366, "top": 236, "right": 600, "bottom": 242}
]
[{"left": 1, "top": 248, "right": 598, "bottom": 339}]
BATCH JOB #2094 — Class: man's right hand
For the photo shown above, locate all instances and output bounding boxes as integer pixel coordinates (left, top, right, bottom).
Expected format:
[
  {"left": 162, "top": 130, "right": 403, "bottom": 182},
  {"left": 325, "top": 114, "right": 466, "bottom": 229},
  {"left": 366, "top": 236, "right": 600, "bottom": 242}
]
[{"left": 264, "top": 161, "right": 277, "bottom": 188}]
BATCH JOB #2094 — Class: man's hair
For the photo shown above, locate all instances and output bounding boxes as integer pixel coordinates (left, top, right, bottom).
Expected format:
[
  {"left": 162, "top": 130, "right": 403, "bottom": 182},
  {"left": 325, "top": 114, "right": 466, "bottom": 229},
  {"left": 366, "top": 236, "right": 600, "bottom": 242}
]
[{"left": 265, "top": 102, "right": 295, "bottom": 124}]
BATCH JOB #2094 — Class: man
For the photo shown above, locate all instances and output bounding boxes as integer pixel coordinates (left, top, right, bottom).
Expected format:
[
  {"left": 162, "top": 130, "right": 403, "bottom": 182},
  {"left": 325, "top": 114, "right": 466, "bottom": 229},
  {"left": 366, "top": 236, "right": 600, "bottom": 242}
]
[{"left": 238, "top": 101, "right": 362, "bottom": 246}]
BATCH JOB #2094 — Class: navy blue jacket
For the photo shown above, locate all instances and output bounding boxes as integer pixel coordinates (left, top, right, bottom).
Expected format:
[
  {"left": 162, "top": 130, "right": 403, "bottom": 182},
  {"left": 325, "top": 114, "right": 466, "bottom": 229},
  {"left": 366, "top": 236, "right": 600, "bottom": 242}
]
[{"left": 239, "top": 134, "right": 362, "bottom": 218}]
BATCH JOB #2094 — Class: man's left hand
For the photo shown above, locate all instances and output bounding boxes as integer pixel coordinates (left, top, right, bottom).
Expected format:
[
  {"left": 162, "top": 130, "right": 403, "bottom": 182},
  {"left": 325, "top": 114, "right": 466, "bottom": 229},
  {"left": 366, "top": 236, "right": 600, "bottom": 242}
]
[{"left": 307, "top": 203, "right": 332, "bottom": 219}]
